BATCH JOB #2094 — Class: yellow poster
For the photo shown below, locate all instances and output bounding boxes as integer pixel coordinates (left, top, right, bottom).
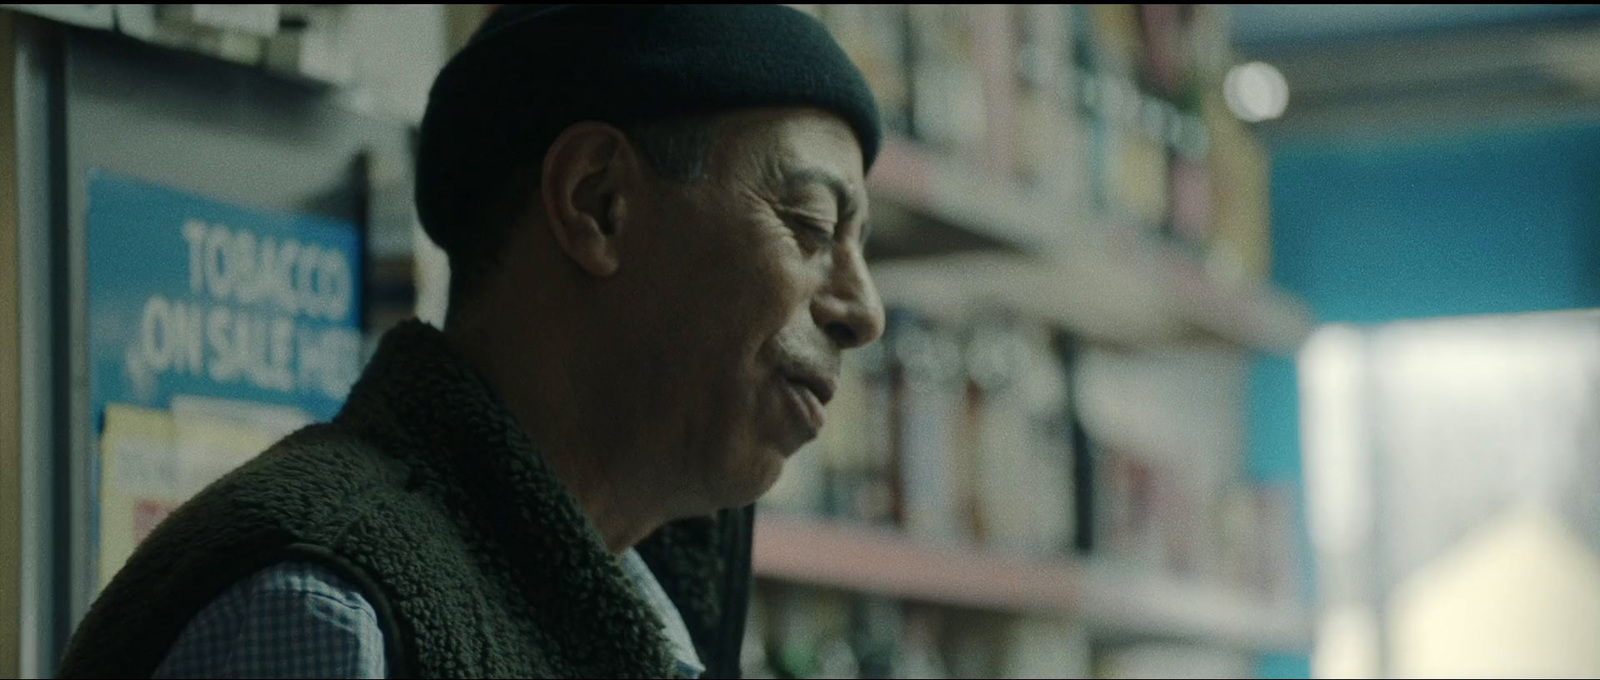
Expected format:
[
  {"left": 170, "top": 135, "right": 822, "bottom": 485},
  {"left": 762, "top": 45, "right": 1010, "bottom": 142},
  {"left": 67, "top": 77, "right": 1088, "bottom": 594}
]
[
  {"left": 98, "top": 397, "right": 311, "bottom": 589},
  {"left": 99, "top": 404, "right": 183, "bottom": 589}
]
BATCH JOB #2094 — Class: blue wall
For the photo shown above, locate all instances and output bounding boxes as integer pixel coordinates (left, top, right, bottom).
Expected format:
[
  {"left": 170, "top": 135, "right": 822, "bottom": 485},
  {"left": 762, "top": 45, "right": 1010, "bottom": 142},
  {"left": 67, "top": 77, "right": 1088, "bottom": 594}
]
[
  {"left": 1232, "top": 5, "right": 1600, "bottom": 51},
  {"left": 1247, "top": 118, "right": 1600, "bottom": 679},
  {"left": 1269, "top": 123, "right": 1600, "bottom": 323}
]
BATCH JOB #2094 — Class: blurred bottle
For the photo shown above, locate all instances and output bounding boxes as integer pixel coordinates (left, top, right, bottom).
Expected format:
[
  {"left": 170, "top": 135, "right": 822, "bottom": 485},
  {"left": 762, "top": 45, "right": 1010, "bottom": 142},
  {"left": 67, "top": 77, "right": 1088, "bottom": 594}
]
[
  {"left": 942, "top": 610, "right": 1007, "bottom": 678},
  {"left": 822, "top": 324, "right": 897, "bottom": 527},
  {"left": 1253, "top": 482, "right": 1301, "bottom": 604},
  {"left": 972, "top": 4, "right": 1018, "bottom": 179},
  {"left": 907, "top": 5, "right": 987, "bottom": 158},
  {"left": 1169, "top": 154, "right": 1214, "bottom": 247},
  {"left": 1061, "top": 334, "right": 1098, "bottom": 557},
  {"left": 1135, "top": 4, "right": 1191, "bottom": 101},
  {"left": 1086, "top": 5, "right": 1141, "bottom": 81},
  {"left": 744, "top": 587, "right": 779, "bottom": 679},
  {"left": 1095, "top": 446, "right": 1165, "bottom": 576},
  {"left": 1210, "top": 482, "right": 1257, "bottom": 593},
  {"left": 1077, "top": 4, "right": 1176, "bottom": 235},
  {"left": 810, "top": 592, "right": 860, "bottom": 680},
  {"left": 950, "top": 334, "right": 986, "bottom": 545},
  {"left": 1149, "top": 5, "right": 1212, "bottom": 249},
  {"left": 1109, "top": 118, "right": 1172, "bottom": 234},
  {"left": 814, "top": 638, "right": 859, "bottom": 680},
  {"left": 768, "top": 586, "right": 820, "bottom": 679},
  {"left": 1014, "top": 4, "right": 1094, "bottom": 214},
  {"left": 1155, "top": 469, "right": 1200, "bottom": 579},
  {"left": 892, "top": 312, "right": 969, "bottom": 543},
  {"left": 819, "top": 5, "right": 913, "bottom": 137},
  {"left": 763, "top": 438, "right": 826, "bottom": 518},
  {"left": 1097, "top": 643, "right": 1250, "bottom": 679},
  {"left": 968, "top": 315, "right": 1076, "bottom": 555},
  {"left": 1011, "top": 4, "right": 1064, "bottom": 190},
  {"left": 895, "top": 607, "right": 950, "bottom": 680},
  {"left": 1002, "top": 615, "right": 1093, "bottom": 679},
  {"left": 850, "top": 595, "right": 904, "bottom": 679}
]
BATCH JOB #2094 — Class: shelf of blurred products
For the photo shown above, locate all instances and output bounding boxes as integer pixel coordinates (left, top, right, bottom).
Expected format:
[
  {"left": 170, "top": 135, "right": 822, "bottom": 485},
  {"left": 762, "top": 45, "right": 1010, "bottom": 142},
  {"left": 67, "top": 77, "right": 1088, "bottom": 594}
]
[
  {"left": 812, "top": 0, "right": 1315, "bottom": 357},
  {"left": 749, "top": 7, "right": 1318, "bottom": 672},
  {"left": 863, "top": 135, "right": 1314, "bottom": 356},
  {"left": 751, "top": 514, "right": 1313, "bottom": 654}
]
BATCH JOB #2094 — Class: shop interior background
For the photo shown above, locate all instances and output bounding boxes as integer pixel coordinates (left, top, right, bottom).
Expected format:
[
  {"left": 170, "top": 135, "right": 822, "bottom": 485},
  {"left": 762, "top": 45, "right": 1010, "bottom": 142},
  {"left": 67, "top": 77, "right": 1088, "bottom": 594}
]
[{"left": 3, "top": 4, "right": 1600, "bottom": 679}]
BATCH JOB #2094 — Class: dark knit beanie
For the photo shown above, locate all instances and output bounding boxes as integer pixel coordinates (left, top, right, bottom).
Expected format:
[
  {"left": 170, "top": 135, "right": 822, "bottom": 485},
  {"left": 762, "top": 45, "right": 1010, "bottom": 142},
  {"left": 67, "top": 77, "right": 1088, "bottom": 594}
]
[{"left": 415, "top": 4, "right": 883, "bottom": 259}]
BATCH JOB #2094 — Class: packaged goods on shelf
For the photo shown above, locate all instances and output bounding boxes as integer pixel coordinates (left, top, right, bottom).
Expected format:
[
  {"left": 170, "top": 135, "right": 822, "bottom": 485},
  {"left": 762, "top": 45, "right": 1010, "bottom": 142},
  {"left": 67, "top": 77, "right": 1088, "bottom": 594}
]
[
  {"left": 1202, "top": 95, "right": 1272, "bottom": 282},
  {"left": 1106, "top": 125, "right": 1172, "bottom": 234},
  {"left": 761, "top": 585, "right": 856, "bottom": 679},
  {"left": 1186, "top": 5, "right": 1234, "bottom": 86},
  {"left": 761, "top": 439, "right": 827, "bottom": 518},
  {"left": 1071, "top": 348, "right": 1247, "bottom": 491},
  {"left": 749, "top": 7, "right": 1304, "bottom": 674},
  {"left": 972, "top": 4, "right": 1018, "bottom": 178},
  {"left": 1251, "top": 482, "right": 1302, "bottom": 605},
  {"left": 1084, "top": 439, "right": 1302, "bottom": 597},
  {"left": 1083, "top": 5, "right": 1142, "bottom": 80},
  {"left": 1002, "top": 616, "right": 1093, "bottom": 679},
  {"left": 1092, "top": 446, "right": 1165, "bottom": 577},
  {"left": 748, "top": 586, "right": 1108, "bottom": 679},
  {"left": 1096, "top": 643, "right": 1252, "bottom": 679},
  {"left": 968, "top": 317, "right": 1077, "bottom": 555},
  {"left": 849, "top": 595, "right": 904, "bottom": 679},
  {"left": 1014, "top": 4, "right": 1092, "bottom": 204},
  {"left": 942, "top": 609, "right": 1010, "bottom": 679},
  {"left": 1011, "top": 4, "right": 1064, "bottom": 189},
  {"left": 768, "top": 303, "right": 1084, "bottom": 556},
  {"left": 1070, "top": 345, "right": 1298, "bottom": 588},
  {"left": 749, "top": 585, "right": 947, "bottom": 680},
  {"left": 814, "top": 634, "right": 862, "bottom": 679},
  {"left": 907, "top": 5, "right": 988, "bottom": 157},
  {"left": 887, "top": 308, "right": 1079, "bottom": 552},
  {"left": 812, "top": 3, "right": 1260, "bottom": 278},
  {"left": 889, "top": 310, "right": 972, "bottom": 543},
  {"left": 897, "top": 606, "right": 951, "bottom": 679},
  {"left": 1064, "top": 337, "right": 1098, "bottom": 556},
  {"left": 744, "top": 589, "right": 778, "bottom": 679},
  {"left": 763, "top": 586, "right": 818, "bottom": 678},
  {"left": 1169, "top": 154, "right": 1215, "bottom": 246},
  {"left": 1135, "top": 4, "right": 1193, "bottom": 102},
  {"left": 819, "top": 339, "right": 897, "bottom": 526},
  {"left": 819, "top": 4, "right": 913, "bottom": 136},
  {"left": 1206, "top": 481, "right": 1297, "bottom": 600},
  {"left": 1089, "top": 444, "right": 1202, "bottom": 581}
]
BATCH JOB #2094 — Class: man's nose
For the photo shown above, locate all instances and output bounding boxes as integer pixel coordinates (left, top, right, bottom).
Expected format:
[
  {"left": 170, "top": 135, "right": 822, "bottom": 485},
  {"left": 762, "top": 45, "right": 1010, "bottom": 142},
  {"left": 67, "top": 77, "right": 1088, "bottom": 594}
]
[{"left": 812, "top": 244, "right": 886, "bottom": 350}]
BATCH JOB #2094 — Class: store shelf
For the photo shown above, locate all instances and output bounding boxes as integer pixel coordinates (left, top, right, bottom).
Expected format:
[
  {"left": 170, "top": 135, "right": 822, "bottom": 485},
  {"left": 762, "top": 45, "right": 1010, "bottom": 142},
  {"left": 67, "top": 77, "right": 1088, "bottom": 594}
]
[
  {"left": 862, "top": 137, "right": 1315, "bottom": 354},
  {"left": 751, "top": 514, "right": 1315, "bottom": 654}
]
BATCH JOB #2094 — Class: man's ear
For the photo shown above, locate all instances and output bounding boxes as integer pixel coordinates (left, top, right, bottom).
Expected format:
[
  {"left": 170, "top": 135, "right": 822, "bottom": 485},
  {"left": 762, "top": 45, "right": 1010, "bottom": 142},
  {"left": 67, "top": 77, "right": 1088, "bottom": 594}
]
[{"left": 540, "top": 122, "right": 634, "bottom": 277}]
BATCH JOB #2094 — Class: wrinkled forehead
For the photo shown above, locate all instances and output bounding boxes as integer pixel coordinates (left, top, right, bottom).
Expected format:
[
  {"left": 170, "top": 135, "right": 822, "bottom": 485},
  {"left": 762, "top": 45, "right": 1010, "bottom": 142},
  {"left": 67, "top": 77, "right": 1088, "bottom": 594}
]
[{"left": 710, "top": 108, "right": 868, "bottom": 194}]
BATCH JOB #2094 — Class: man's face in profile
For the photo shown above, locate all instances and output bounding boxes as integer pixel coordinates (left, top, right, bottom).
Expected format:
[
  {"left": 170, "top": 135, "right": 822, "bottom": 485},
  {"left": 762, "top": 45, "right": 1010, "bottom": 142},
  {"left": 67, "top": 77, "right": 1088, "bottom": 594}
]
[{"left": 611, "top": 107, "right": 885, "bottom": 510}]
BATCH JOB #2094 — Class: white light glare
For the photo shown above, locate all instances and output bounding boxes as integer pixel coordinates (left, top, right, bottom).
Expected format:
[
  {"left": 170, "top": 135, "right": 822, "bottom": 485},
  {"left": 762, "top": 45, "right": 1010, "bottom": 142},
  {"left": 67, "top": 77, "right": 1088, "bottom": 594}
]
[{"left": 1224, "top": 61, "right": 1289, "bottom": 123}]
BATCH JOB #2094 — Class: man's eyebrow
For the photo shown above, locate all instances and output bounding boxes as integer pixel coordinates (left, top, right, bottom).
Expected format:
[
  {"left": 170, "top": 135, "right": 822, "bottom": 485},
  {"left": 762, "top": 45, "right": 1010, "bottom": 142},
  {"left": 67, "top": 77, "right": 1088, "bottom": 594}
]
[
  {"left": 781, "top": 165, "right": 860, "bottom": 220},
  {"left": 780, "top": 165, "right": 872, "bottom": 246}
]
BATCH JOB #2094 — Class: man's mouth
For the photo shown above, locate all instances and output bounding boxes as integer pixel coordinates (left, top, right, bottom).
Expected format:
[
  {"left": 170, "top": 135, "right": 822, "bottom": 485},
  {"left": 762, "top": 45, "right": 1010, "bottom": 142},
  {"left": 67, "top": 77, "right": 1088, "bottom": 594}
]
[
  {"left": 787, "top": 372, "right": 836, "bottom": 406},
  {"left": 783, "top": 372, "right": 835, "bottom": 432}
]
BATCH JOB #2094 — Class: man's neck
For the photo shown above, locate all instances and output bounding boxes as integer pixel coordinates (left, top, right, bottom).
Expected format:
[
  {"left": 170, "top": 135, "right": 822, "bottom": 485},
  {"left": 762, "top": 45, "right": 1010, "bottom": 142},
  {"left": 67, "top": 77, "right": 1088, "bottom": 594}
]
[{"left": 444, "top": 313, "right": 671, "bottom": 556}]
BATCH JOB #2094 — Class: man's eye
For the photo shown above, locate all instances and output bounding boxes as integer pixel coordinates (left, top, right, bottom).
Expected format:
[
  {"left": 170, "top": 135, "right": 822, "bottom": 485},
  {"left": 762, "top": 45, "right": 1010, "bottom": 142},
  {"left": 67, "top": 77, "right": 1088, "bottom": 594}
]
[
  {"left": 782, "top": 213, "right": 835, "bottom": 243},
  {"left": 798, "top": 219, "right": 836, "bottom": 240}
]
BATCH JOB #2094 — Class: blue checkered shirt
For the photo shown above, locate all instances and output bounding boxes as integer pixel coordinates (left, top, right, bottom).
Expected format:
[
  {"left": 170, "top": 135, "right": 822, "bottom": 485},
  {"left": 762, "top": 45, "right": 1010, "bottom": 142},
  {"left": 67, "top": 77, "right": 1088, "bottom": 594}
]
[{"left": 153, "top": 550, "right": 706, "bottom": 678}]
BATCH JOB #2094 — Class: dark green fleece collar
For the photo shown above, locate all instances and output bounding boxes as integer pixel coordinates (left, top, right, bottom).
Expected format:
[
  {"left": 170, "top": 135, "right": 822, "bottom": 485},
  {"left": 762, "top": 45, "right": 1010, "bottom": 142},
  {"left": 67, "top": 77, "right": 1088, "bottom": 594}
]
[{"left": 59, "top": 319, "right": 752, "bottom": 678}]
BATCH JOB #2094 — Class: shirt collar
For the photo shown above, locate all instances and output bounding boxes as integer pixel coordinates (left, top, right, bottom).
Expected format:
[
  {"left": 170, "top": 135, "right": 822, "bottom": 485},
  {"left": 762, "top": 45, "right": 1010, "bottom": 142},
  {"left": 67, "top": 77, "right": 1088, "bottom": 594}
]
[{"left": 620, "top": 548, "right": 706, "bottom": 678}]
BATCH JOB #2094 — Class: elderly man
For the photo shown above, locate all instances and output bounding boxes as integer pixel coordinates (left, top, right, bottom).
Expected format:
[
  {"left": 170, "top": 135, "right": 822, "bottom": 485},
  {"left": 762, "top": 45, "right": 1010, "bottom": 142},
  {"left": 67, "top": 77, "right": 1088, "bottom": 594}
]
[{"left": 57, "top": 5, "right": 885, "bottom": 678}]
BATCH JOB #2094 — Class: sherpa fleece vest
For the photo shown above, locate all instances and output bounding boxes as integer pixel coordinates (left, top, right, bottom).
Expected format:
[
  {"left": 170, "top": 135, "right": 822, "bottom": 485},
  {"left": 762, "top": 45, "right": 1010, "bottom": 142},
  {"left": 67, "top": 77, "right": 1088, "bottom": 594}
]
[{"left": 57, "top": 320, "right": 752, "bottom": 679}]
